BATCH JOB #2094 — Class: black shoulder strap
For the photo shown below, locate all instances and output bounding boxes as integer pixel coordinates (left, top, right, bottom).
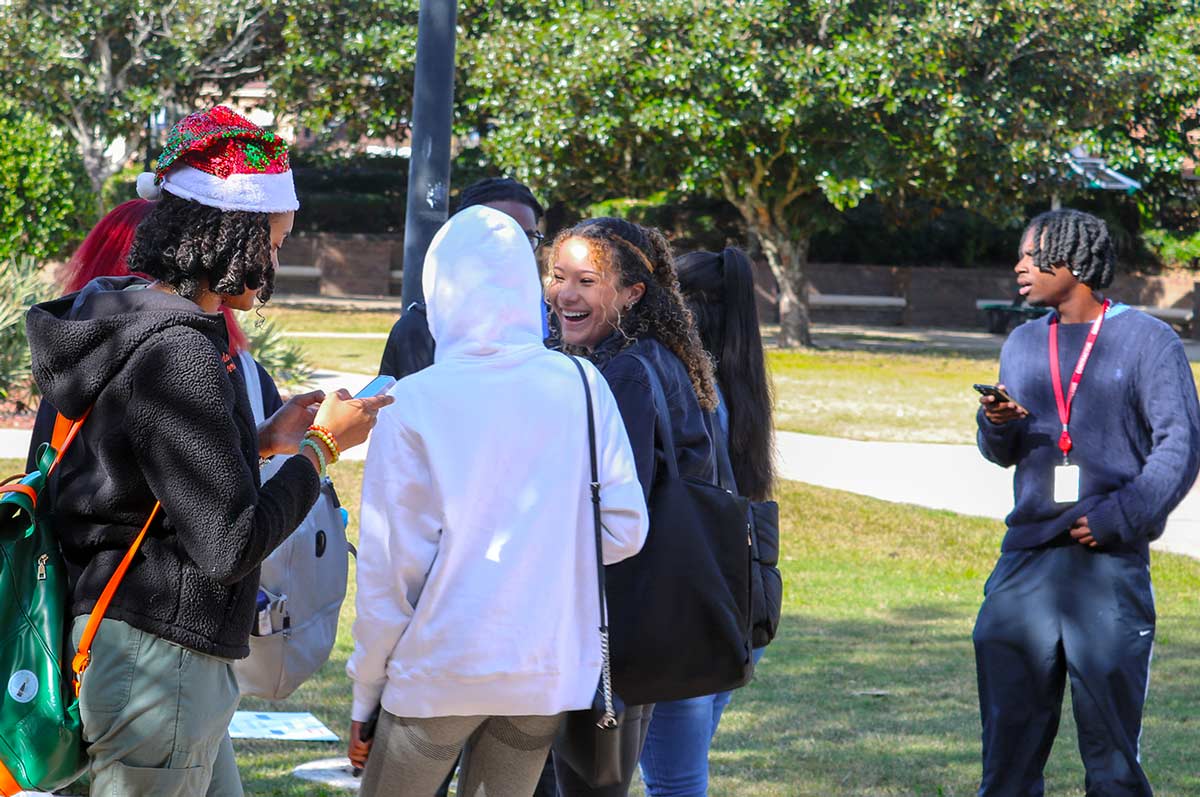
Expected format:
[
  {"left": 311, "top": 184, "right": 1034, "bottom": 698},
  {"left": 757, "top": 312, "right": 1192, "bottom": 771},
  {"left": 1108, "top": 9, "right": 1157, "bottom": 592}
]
[
  {"left": 709, "top": 409, "right": 738, "bottom": 493},
  {"left": 567, "top": 354, "right": 619, "bottom": 726},
  {"left": 568, "top": 354, "right": 607, "bottom": 633},
  {"left": 628, "top": 352, "right": 681, "bottom": 479}
]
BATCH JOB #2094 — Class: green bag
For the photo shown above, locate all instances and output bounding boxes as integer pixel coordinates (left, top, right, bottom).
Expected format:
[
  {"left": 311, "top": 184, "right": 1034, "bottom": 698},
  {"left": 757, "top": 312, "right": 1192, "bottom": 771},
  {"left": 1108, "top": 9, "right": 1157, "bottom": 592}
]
[{"left": 0, "top": 441, "right": 86, "bottom": 794}]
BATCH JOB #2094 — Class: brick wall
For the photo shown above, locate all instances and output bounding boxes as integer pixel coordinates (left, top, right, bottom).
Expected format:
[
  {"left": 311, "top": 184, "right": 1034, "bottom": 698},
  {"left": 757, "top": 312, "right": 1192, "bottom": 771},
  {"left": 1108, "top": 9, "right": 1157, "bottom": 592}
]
[
  {"left": 751, "top": 260, "right": 1200, "bottom": 329},
  {"left": 283, "top": 235, "right": 1199, "bottom": 332},
  {"left": 283, "top": 233, "right": 403, "bottom": 297}
]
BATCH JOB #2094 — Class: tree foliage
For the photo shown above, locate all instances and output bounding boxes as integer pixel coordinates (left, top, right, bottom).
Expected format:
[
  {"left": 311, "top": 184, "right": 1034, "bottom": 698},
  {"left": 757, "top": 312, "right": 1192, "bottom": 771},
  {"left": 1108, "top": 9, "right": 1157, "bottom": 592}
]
[
  {"left": 267, "top": 0, "right": 420, "bottom": 147},
  {"left": 0, "top": 0, "right": 275, "bottom": 208},
  {"left": 467, "top": 0, "right": 1200, "bottom": 345}
]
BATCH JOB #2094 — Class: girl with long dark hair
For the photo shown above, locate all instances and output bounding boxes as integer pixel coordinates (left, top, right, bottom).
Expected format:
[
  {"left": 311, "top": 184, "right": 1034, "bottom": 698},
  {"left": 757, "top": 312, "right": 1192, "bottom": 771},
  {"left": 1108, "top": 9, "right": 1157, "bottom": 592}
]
[{"left": 637, "top": 246, "right": 776, "bottom": 796}]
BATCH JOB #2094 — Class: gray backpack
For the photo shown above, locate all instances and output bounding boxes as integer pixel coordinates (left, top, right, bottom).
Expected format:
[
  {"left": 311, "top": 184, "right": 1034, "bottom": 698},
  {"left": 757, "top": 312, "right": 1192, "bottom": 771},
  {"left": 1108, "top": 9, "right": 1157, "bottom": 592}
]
[{"left": 233, "top": 351, "right": 352, "bottom": 700}]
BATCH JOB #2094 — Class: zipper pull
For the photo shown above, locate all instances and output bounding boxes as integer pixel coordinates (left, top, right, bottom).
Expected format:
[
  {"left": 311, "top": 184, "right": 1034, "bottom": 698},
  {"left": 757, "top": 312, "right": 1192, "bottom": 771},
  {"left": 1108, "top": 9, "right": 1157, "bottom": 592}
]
[{"left": 37, "top": 554, "right": 48, "bottom": 581}]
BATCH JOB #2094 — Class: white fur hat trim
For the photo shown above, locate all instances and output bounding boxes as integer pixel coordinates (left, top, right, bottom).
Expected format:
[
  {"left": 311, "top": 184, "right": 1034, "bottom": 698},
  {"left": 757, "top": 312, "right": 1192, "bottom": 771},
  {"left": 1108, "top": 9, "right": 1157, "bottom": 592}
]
[{"left": 160, "top": 164, "right": 299, "bottom": 213}]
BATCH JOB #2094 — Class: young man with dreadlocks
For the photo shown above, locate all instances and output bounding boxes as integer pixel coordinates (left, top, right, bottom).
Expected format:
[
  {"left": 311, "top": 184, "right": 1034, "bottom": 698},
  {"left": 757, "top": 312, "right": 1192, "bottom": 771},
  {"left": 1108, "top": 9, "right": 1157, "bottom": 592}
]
[
  {"left": 378, "top": 177, "right": 546, "bottom": 379},
  {"left": 973, "top": 208, "right": 1200, "bottom": 796}
]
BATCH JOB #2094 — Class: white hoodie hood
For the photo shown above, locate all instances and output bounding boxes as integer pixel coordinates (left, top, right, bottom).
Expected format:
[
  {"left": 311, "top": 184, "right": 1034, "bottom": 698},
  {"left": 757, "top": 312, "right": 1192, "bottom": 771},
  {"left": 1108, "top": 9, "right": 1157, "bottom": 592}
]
[
  {"left": 424, "top": 205, "right": 543, "bottom": 361},
  {"left": 349, "top": 206, "right": 649, "bottom": 721}
]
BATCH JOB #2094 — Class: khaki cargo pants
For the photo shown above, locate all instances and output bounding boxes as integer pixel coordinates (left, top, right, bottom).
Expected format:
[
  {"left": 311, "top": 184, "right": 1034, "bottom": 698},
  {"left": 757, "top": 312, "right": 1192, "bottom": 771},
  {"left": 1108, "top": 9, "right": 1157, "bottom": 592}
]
[{"left": 71, "top": 616, "right": 243, "bottom": 796}]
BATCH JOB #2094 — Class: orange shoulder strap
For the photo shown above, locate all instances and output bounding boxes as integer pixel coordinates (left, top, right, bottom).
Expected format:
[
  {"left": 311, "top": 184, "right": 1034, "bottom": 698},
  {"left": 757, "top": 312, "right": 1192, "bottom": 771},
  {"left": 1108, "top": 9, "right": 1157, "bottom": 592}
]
[
  {"left": 0, "top": 759, "right": 21, "bottom": 796},
  {"left": 43, "top": 407, "right": 158, "bottom": 696},
  {"left": 71, "top": 501, "right": 161, "bottom": 695},
  {"left": 48, "top": 408, "right": 91, "bottom": 476}
]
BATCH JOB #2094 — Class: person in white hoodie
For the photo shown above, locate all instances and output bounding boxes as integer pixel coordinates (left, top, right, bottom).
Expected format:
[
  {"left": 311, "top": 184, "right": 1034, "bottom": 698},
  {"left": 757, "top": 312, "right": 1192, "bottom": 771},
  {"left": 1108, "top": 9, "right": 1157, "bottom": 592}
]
[{"left": 347, "top": 205, "right": 649, "bottom": 797}]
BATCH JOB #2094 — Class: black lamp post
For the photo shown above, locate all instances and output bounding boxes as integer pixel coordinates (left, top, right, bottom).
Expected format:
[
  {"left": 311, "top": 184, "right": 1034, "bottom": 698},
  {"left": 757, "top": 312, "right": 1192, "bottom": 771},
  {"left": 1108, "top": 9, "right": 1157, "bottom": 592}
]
[{"left": 400, "top": 0, "right": 458, "bottom": 309}]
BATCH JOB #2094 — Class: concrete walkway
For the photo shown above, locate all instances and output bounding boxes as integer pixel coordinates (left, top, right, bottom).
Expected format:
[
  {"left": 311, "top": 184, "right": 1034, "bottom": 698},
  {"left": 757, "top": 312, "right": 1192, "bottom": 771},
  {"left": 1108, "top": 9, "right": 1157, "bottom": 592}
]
[
  {"left": 776, "top": 431, "right": 1200, "bottom": 560},
  {"left": 4, "top": 367, "right": 1198, "bottom": 560}
]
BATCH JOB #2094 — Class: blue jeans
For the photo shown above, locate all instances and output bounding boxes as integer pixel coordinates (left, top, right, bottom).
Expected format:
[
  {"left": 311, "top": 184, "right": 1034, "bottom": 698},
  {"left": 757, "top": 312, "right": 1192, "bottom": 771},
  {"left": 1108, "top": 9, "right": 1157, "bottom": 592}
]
[{"left": 639, "top": 648, "right": 765, "bottom": 797}]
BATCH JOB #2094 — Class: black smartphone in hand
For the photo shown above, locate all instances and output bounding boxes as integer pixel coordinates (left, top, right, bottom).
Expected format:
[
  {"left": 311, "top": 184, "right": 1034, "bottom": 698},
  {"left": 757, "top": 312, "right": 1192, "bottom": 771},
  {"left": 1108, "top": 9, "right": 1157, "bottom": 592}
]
[
  {"left": 351, "top": 706, "right": 381, "bottom": 778},
  {"left": 973, "top": 383, "right": 1015, "bottom": 404}
]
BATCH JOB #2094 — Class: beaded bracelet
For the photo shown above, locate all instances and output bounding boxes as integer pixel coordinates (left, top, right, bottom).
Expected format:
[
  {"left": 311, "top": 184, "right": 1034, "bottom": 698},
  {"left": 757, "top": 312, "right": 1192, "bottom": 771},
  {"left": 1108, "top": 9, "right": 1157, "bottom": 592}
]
[
  {"left": 299, "top": 438, "right": 327, "bottom": 478},
  {"left": 306, "top": 426, "right": 340, "bottom": 463},
  {"left": 305, "top": 430, "right": 339, "bottom": 464}
]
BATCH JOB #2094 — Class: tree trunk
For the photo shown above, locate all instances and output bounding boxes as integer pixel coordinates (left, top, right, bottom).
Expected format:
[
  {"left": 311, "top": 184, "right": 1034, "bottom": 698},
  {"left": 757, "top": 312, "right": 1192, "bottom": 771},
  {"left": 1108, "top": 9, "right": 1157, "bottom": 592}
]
[
  {"left": 70, "top": 126, "right": 138, "bottom": 217},
  {"left": 739, "top": 207, "right": 812, "bottom": 348},
  {"left": 726, "top": 176, "right": 815, "bottom": 347}
]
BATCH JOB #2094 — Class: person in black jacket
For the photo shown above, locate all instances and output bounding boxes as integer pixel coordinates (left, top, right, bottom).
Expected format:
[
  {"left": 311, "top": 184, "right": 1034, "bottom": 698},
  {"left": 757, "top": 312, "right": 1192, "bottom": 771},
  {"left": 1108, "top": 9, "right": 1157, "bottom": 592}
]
[
  {"left": 25, "top": 106, "right": 390, "bottom": 797},
  {"left": 378, "top": 177, "right": 546, "bottom": 380},
  {"left": 546, "top": 217, "right": 717, "bottom": 797}
]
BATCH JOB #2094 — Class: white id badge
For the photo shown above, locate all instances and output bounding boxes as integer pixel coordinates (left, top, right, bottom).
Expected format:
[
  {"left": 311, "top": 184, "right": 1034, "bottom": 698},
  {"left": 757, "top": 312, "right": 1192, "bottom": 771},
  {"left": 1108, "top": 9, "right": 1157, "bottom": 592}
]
[{"left": 1054, "top": 464, "right": 1080, "bottom": 503}]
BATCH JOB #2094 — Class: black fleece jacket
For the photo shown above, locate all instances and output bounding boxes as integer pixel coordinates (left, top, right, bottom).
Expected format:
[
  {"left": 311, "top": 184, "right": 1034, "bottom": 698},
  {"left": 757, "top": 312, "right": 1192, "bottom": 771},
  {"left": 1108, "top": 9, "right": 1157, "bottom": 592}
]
[{"left": 26, "top": 277, "right": 320, "bottom": 658}]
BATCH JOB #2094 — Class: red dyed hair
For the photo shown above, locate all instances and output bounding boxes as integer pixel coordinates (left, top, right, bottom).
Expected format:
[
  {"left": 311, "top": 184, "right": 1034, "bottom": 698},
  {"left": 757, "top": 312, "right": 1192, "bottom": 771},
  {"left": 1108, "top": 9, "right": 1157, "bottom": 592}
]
[{"left": 62, "top": 199, "right": 250, "bottom": 354}]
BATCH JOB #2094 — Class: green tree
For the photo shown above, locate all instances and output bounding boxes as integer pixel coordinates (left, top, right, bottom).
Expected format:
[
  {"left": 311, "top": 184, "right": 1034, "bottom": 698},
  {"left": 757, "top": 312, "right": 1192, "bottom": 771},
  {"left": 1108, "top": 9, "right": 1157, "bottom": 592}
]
[
  {"left": 0, "top": 0, "right": 275, "bottom": 211},
  {"left": 468, "top": 0, "right": 1200, "bottom": 346},
  {"left": 0, "top": 102, "right": 90, "bottom": 263},
  {"left": 268, "top": 0, "right": 419, "bottom": 148}
]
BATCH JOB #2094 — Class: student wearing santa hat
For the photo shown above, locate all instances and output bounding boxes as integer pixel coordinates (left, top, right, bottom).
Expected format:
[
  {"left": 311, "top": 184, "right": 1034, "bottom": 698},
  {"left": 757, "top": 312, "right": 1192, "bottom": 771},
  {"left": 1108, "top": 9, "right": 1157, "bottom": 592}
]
[{"left": 25, "top": 106, "right": 391, "bottom": 796}]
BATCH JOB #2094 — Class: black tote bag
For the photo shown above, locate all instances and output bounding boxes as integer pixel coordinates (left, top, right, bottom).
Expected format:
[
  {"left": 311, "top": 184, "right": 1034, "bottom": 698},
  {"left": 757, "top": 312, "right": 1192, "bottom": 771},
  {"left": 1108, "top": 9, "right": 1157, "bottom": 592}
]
[
  {"left": 710, "top": 401, "right": 783, "bottom": 649},
  {"left": 603, "top": 353, "right": 754, "bottom": 706}
]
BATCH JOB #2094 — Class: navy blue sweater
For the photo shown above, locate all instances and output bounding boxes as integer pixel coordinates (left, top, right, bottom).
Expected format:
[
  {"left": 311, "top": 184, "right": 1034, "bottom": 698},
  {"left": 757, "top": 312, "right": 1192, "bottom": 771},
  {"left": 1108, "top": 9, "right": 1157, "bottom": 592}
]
[{"left": 977, "top": 305, "right": 1200, "bottom": 561}]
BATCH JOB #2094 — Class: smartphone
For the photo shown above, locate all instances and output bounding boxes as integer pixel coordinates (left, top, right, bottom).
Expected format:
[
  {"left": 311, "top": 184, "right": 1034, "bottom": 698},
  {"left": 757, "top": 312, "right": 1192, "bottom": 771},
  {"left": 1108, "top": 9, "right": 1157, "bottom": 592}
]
[
  {"left": 973, "top": 383, "right": 1015, "bottom": 404},
  {"left": 353, "top": 375, "right": 396, "bottom": 399}
]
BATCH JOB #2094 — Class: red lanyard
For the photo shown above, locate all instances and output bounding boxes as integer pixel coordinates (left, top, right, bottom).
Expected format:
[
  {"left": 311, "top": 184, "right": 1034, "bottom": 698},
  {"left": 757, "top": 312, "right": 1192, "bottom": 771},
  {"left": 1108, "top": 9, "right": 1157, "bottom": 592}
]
[{"left": 1048, "top": 299, "right": 1111, "bottom": 461}]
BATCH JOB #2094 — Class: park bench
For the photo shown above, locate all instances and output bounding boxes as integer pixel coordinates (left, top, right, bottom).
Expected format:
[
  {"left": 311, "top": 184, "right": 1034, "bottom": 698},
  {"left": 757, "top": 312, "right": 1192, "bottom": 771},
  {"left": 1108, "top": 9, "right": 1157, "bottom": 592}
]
[
  {"left": 808, "top": 293, "right": 908, "bottom": 310},
  {"left": 976, "top": 298, "right": 1049, "bottom": 334},
  {"left": 807, "top": 291, "right": 907, "bottom": 326},
  {"left": 275, "top": 264, "right": 321, "bottom": 293}
]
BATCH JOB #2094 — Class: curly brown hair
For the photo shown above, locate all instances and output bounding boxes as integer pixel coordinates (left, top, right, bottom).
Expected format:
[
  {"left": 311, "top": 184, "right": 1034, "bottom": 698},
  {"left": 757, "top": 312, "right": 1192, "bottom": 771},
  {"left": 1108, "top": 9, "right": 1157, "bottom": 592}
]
[
  {"left": 551, "top": 217, "right": 717, "bottom": 411},
  {"left": 126, "top": 192, "right": 275, "bottom": 303}
]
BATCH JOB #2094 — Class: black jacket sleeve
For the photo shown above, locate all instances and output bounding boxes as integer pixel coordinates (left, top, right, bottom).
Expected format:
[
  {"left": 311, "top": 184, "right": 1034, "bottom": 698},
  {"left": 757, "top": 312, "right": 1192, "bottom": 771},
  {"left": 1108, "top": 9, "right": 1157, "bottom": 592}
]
[
  {"left": 125, "top": 331, "right": 320, "bottom": 586},
  {"left": 379, "top": 306, "right": 436, "bottom": 379}
]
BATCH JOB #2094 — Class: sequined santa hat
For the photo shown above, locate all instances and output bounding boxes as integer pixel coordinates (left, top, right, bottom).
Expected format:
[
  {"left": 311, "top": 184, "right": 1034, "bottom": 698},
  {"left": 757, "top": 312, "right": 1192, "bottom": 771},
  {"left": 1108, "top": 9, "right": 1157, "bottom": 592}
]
[{"left": 136, "top": 106, "right": 299, "bottom": 213}]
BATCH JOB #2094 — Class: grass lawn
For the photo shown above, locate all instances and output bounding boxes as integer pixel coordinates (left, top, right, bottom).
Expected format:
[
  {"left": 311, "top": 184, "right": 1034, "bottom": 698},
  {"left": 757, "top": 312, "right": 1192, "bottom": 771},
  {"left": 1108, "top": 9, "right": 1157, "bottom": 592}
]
[
  {"left": 292, "top": 336, "right": 385, "bottom": 376},
  {"left": 767, "top": 349, "right": 999, "bottom": 445},
  {"left": 241, "top": 307, "right": 393, "bottom": 375},
  {"left": 220, "top": 464, "right": 1200, "bottom": 796},
  {"left": 253, "top": 308, "right": 397, "bottom": 335}
]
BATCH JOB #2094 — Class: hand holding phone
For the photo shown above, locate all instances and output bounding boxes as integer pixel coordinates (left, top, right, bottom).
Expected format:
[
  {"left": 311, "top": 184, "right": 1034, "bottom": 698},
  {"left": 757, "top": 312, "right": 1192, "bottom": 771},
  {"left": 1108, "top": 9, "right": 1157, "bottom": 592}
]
[
  {"left": 973, "top": 383, "right": 1015, "bottom": 404},
  {"left": 349, "top": 706, "right": 381, "bottom": 777},
  {"left": 974, "top": 383, "right": 1027, "bottom": 425}
]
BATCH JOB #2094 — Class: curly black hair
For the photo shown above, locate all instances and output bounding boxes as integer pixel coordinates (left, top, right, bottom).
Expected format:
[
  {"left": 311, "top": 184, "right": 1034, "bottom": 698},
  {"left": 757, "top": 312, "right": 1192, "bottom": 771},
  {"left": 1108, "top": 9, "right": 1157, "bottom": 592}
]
[
  {"left": 126, "top": 192, "right": 276, "bottom": 303},
  {"left": 551, "top": 217, "right": 717, "bottom": 411},
  {"left": 1023, "top": 209, "right": 1115, "bottom": 289}
]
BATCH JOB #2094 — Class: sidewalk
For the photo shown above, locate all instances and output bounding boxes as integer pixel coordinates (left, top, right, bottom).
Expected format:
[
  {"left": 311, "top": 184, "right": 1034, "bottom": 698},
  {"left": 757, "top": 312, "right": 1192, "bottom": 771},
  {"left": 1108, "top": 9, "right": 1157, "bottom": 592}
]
[{"left": 776, "top": 431, "right": 1200, "bottom": 560}]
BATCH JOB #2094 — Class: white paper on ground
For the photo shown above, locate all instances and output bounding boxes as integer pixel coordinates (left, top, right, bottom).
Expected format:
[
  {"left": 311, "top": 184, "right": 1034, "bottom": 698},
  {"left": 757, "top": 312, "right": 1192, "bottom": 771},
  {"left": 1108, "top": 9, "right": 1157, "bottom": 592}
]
[
  {"left": 291, "top": 757, "right": 362, "bottom": 791},
  {"left": 228, "top": 711, "right": 339, "bottom": 742}
]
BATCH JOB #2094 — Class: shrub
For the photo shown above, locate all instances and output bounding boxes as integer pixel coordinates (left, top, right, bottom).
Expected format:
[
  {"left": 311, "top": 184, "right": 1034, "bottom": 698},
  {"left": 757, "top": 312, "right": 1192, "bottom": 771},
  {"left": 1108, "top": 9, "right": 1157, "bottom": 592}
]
[
  {"left": 236, "top": 312, "right": 314, "bottom": 394},
  {"left": 0, "top": 102, "right": 91, "bottom": 262},
  {"left": 0, "top": 256, "right": 51, "bottom": 408}
]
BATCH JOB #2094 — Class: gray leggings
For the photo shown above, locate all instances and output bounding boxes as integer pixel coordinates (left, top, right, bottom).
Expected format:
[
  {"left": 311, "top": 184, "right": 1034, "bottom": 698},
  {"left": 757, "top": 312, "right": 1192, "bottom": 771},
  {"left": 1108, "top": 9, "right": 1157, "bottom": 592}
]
[{"left": 360, "top": 711, "right": 565, "bottom": 797}]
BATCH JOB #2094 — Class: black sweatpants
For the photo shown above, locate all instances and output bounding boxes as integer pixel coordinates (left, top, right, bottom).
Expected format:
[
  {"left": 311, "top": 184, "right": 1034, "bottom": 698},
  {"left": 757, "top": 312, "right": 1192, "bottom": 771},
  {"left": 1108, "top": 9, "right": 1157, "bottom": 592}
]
[{"left": 973, "top": 543, "right": 1156, "bottom": 797}]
